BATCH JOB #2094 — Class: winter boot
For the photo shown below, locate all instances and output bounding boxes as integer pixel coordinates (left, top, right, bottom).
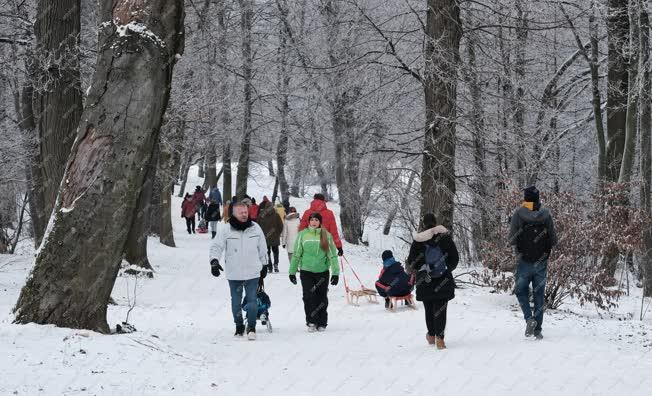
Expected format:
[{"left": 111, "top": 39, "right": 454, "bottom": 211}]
[
  {"left": 246, "top": 325, "right": 256, "bottom": 341},
  {"left": 534, "top": 330, "right": 543, "bottom": 340},
  {"left": 307, "top": 323, "right": 317, "bottom": 333},
  {"left": 525, "top": 318, "right": 538, "bottom": 337},
  {"left": 211, "top": 231, "right": 216, "bottom": 239},
  {"left": 234, "top": 324, "right": 245, "bottom": 337},
  {"left": 274, "top": 265, "right": 279, "bottom": 273},
  {"left": 385, "top": 298, "right": 391, "bottom": 310},
  {"left": 426, "top": 333, "right": 436, "bottom": 345},
  {"left": 316, "top": 326, "right": 326, "bottom": 332},
  {"left": 435, "top": 336, "right": 446, "bottom": 350},
  {"left": 267, "top": 264, "right": 273, "bottom": 273}
]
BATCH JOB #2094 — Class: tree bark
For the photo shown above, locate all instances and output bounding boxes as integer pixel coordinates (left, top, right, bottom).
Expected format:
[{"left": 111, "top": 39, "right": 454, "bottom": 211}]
[
  {"left": 606, "top": 0, "right": 630, "bottom": 182},
  {"left": 159, "top": 138, "right": 176, "bottom": 248},
  {"left": 204, "top": 149, "right": 218, "bottom": 190},
  {"left": 619, "top": 0, "right": 640, "bottom": 183},
  {"left": 420, "top": 0, "right": 461, "bottom": 230},
  {"left": 276, "top": 1, "right": 291, "bottom": 203},
  {"left": 223, "top": 144, "right": 233, "bottom": 201},
  {"left": 31, "top": 0, "right": 83, "bottom": 243},
  {"left": 13, "top": 0, "right": 185, "bottom": 333},
  {"left": 235, "top": 0, "right": 254, "bottom": 199}
]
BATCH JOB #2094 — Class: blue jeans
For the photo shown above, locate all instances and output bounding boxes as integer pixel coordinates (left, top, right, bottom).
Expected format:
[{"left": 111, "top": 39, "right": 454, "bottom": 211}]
[
  {"left": 228, "top": 278, "right": 259, "bottom": 328},
  {"left": 514, "top": 259, "right": 547, "bottom": 332}
]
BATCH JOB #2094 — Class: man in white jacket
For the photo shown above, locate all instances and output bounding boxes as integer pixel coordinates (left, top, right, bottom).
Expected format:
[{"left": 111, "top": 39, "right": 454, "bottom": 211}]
[{"left": 210, "top": 202, "right": 268, "bottom": 340}]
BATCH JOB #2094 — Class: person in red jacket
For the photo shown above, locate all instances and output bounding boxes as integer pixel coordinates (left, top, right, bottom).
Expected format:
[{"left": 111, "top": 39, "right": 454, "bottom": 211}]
[
  {"left": 181, "top": 193, "right": 197, "bottom": 234},
  {"left": 299, "top": 193, "right": 343, "bottom": 256}
]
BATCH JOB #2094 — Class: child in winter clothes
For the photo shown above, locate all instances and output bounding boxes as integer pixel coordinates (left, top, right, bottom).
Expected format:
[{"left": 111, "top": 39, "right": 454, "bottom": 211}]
[
  {"left": 205, "top": 199, "right": 222, "bottom": 238},
  {"left": 181, "top": 193, "right": 197, "bottom": 234},
  {"left": 375, "top": 250, "right": 414, "bottom": 308},
  {"left": 289, "top": 212, "right": 340, "bottom": 332},
  {"left": 282, "top": 207, "right": 300, "bottom": 262}
]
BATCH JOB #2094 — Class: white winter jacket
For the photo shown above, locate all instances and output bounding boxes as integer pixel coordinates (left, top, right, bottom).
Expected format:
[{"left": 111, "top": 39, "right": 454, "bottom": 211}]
[
  {"left": 282, "top": 213, "right": 301, "bottom": 253},
  {"left": 210, "top": 221, "right": 268, "bottom": 280}
]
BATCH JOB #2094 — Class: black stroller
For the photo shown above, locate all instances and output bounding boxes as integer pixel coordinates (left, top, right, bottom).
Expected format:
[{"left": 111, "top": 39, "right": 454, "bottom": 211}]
[{"left": 242, "top": 279, "right": 272, "bottom": 332}]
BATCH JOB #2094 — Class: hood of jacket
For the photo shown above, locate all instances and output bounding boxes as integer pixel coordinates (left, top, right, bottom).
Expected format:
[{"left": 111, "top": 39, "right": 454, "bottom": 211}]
[
  {"left": 515, "top": 206, "right": 551, "bottom": 224},
  {"left": 413, "top": 225, "right": 449, "bottom": 242},
  {"left": 309, "top": 199, "right": 327, "bottom": 212}
]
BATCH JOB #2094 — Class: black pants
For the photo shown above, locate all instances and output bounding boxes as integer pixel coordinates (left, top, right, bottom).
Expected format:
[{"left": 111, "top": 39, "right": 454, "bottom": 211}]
[
  {"left": 267, "top": 245, "right": 279, "bottom": 268},
  {"left": 423, "top": 299, "right": 448, "bottom": 338},
  {"left": 185, "top": 217, "right": 195, "bottom": 233},
  {"left": 300, "top": 270, "right": 329, "bottom": 327}
]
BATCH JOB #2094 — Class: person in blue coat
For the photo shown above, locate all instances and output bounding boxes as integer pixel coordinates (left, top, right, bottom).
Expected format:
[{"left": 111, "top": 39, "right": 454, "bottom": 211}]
[
  {"left": 375, "top": 250, "right": 414, "bottom": 307},
  {"left": 209, "top": 186, "right": 223, "bottom": 207}
]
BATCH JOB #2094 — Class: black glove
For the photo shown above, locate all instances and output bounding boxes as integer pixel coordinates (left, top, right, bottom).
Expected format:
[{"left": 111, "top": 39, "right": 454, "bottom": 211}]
[
  {"left": 260, "top": 265, "right": 268, "bottom": 279},
  {"left": 289, "top": 274, "right": 297, "bottom": 284},
  {"left": 282, "top": 245, "right": 286, "bottom": 249},
  {"left": 337, "top": 248, "right": 344, "bottom": 257},
  {"left": 330, "top": 275, "right": 339, "bottom": 286},
  {"left": 210, "top": 259, "right": 224, "bottom": 277}
]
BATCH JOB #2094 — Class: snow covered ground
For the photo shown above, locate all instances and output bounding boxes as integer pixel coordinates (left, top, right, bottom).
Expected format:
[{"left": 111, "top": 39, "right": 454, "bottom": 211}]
[{"left": 2, "top": 163, "right": 652, "bottom": 395}]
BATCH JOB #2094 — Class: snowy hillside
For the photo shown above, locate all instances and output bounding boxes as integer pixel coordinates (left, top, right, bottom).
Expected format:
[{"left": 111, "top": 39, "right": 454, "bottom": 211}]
[{"left": 2, "top": 163, "right": 652, "bottom": 395}]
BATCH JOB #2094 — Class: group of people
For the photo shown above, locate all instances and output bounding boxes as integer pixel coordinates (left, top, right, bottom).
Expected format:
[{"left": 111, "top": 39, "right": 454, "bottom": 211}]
[
  {"left": 181, "top": 185, "right": 223, "bottom": 236},
  {"left": 207, "top": 186, "right": 557, "bottom": 348}
]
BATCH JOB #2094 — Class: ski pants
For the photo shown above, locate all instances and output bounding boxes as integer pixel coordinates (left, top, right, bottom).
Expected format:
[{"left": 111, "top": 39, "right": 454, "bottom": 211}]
[
  {"left": 423, "top": 299, "right": 448, "bottom": 338},
  {"left": 300, "top": 270, "right": 329, "bottom": 328}
]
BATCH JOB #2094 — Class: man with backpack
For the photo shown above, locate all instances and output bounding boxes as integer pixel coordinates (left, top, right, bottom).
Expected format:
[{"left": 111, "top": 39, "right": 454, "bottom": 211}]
[
  {"left": 406, "top": 213, "right": 459, "bottom": 349},
  {"left": 509, "top": 186, "right": 557, "bottom": 340}
]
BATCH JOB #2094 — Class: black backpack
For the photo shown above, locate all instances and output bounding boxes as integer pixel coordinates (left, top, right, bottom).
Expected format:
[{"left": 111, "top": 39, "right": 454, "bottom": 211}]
[{"left": 517, "top": 221, "right": 551, "bottom": 262}]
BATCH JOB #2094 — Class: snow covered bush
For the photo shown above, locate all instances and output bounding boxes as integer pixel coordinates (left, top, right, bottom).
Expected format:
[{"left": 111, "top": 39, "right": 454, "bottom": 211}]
[{"left": 477, "top": 184, "right": 648, "bottom": 310}]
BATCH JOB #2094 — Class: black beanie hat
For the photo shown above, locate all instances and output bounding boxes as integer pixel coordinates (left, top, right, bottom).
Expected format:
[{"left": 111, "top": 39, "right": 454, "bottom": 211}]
[
  {"left": 308, "top": 212, "right": 323, "bottom": 223},
  {"left": 314, "top": 193, "right": 325, "bottom": 201},
  {"left": 381, "top": 250, "right": 393, "bottom": 261},
  {"left": 523, "top": 186, "right": 540, "bottom": 203},
  {"left": 423, "top": 213, "right": 437, "bottom": 228}
]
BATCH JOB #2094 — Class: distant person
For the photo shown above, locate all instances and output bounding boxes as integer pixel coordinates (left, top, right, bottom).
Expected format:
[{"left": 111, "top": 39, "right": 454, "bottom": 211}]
[
  {"left": 289, "top": 212, "right": 339, "bottom": 332},
  {"left": 205, "top": 199, "right": 222, "bottom": 239},
  {"left": 209, "top": 186, "right": 223, "bottom": 208},
  {"left": 406, "top": 213, "right": 459, "bottom": 349},
  {"left": 192, "top": 185, "right": 207, "bottom": 220},
  {"left": 275, "top": 201, "right": 286, "bottom": 221},
  {"left": 248, "top": 197, "right": 259, "bottom": 221},
  {"left": 181, "top": 193, "right": 197, "bottom": 234},
  {"left": 209, "top": 202, "right": 268, "bottom": 340},
  {"left": 257, "top": 199, "right": 284, "bottom": 273},
  {"left": 509, "top": 186, "right": 557, "bottom": 340},
  {"left": 299, "top": 193, "right": 343, "bottom": 257},
  {"left": 282, "top": 207, "right": 300, "bottom": 262},
  {"left": 375, "top": 250, "right": 414, "bottom": 308}
]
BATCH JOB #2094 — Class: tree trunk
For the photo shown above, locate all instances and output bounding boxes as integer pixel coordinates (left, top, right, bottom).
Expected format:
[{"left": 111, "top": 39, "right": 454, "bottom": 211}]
[
  {"left": 420, "top": 0, "right": 461, "bottom": 229},
  {"left": 223, "top": 144, "right": 232, "bottom": 201},
  {"left": 590, "top": 0, "right": 608, "bottom": 182},
  {"left": 197, "top": 157, "right": 205, "bottom": 178},
  {"left": 31, "top": 0, "right": 83, "bottom": 242},
  {"left": 13, "top": 0, "right": 185, "bottom": 333},
  {"left": 159, "top": 137, "right": 176, "bottom": 248},
  {"left": 639, "top": 0, "right": 652, "bottom": 296},
  {"left": 383, "top": 171, "right": 417, "bottom": 235},
  {"left": 204, "top": 149, "right": 218, "bottom": 190},
  {"left": 235, "top": 0, "right": 254, "bottom": 199},
  {"left": 619, "top": 0, "right": 640, "bottom": 183},
  {"left": 606, "top": 0, "right": 630, "bottom": 182},
  {"left": 177, "top": 152, "right": 192, "bottom": 198},
  {"left": 276, "top": 5, "right": 291, "bottom": 203}
]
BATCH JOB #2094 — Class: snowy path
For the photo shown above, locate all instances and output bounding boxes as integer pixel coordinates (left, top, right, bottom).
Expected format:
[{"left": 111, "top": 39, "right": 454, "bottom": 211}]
[{"left": 2, "top": 167, "right": 652, "bottom": 395}]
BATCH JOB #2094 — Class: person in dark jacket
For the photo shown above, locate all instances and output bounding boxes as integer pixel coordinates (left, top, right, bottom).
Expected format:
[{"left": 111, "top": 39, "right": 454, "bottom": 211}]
[
  {"left": 209, "top": 187, "right": 223, "bottom": 207},
  {"left": 508, "top": 186, "right": 557, "bottom": 340},
  {"left": 205, "top": 199, "right": 222, "bottom": 238},
  {"left": 181, "top": 193, "right": 197, "bottom": 234},
  {"left": 192, "top": 186, "right": 207, "bottom": 220},
  {"left": 375, "top": 250, "right": 414, "bottom": 308},
  {"left": 257, "top": 200, "right": 284, "bottom": 273},
  {"left": 406, "top": 213, "right": 459, "bottom": 349}
]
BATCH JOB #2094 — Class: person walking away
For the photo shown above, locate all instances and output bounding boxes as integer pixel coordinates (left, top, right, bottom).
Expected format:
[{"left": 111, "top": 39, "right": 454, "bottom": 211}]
[
  {"left": 375, "top": 250, "right": 414, "bottom": 308},
  {"left": 248, "top": 197, "right": 259, "bottom": 221},
  {"left": 406, "top": 213, "right": 459, "bottom": 349},
  {"left": 205, "top": 199, "right": 222, "bottom": 238},
  {"left": 257, "top": 200, "right": 284, "bottom": 273},
  {"left": 209, "top": 202, "right": 268, "bottom": 340},
  {"left": 289, "top": 212, "right": 339, "bottom": 332},
  {"left": 509, "top": 186, "right": 557, "bottom": 340},
  {"left": 192, "top": 185, "right": 207, "bottom": 220},
  {"left": 181, "top": 193, "right": 197, "bottom": 234},
  {"left": 282, "top": 207, "right": 300, "bottom": 262},
  {"left": 299, "top": 193, "right": 344, "bottom": 257},
  {"left": 209, "top": 186, "right": 223, "bottom": 208},
  {"left": 275, "top": 201, "right": 286, "bottom": 221}
]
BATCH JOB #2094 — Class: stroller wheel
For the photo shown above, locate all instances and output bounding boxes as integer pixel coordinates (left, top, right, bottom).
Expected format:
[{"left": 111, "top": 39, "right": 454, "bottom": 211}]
[{"left": 260, "top": 314, "right": 267, "bottom": 325}]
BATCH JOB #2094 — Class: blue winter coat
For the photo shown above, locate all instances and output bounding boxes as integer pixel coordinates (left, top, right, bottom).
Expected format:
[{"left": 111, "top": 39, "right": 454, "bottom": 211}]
[
  {"left": 375, "top": 258, "right": 413, "bottom": 297},
  {"left": 209, "top": 187, "right": 223, "bottom": 206}
]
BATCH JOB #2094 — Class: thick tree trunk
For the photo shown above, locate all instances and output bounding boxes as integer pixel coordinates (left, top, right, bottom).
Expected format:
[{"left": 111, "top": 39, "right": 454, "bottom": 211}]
[
  {"left": 513, "top": 0, "right": 528, "bottom": 184},
  {"left": 420, "top": 0, "right": 461, "bottom": 229},
  {"left": 177, "top": 153, "right": 192, "bottom": 198},
  {"left": 619, "top": 0, "right": 640, "bottom": 183},
  {"left": 639, "top": 1, "right": 652, "bottom": 296},
  {"left": 276, "top": 7, "right": 291, "bottom": 203},
  {"left": 606, "top": 0, "right": 630, "bottom": 182},
  {"left": 204, "top": 149, "right": 218, "bottom": 190},
  {"left": 223, "top": 144, "right": 232, "bottom": 201},
  {"left": 590, "top": 1, "right": 608, "bottom": 182},
  {"left": 159, "top": 138, "right": 176, "bottom": 248},
  {"left": 235, "top": 0, "right": 254, "bottom": 199},
  {"left": 31, "top": 0, "right": 83, "bottom": 242},
  {"left": 13, "top": 0, "right": 185, "bottom": 333}
]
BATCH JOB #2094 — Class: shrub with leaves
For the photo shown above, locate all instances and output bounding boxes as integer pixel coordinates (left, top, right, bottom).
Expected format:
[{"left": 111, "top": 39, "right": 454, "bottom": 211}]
[{"left": 477, "top": 183, "right": 648, "bottom": 310}]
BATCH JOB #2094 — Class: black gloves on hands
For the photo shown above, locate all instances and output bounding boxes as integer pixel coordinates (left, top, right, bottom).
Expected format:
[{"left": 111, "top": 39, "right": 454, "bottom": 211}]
[
  {"left": 289, "top": 274, "right": 297, "bottom": 284},
  {"left": 260, "top": 265, "right": 268, "bottom": 279},
  {"left": 210, "top": 259, "right": 224, "bottom": 277},
  {"left": 337, "top": 248, "right": 344, "bottom": 257},
  {"left": 330, "top": 275, "right": 339, "bottom": 286}
]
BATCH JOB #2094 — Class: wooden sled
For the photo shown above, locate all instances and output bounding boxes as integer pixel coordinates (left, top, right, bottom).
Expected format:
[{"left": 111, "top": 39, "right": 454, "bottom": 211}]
[
  {"left": 346, "top": 287, "right": 379, "bottom": 306},
  {"left": 387, "top": 294, "right": 417, "bottom": 312}
]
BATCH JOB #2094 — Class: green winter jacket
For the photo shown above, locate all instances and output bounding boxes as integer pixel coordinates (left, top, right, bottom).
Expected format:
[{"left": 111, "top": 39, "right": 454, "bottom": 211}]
[{"left": 289, "top": 227, "right": 340, "bottom": 276}]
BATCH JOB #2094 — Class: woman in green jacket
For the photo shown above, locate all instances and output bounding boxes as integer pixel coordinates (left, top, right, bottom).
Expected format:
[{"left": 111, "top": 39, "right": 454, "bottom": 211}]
[{"left": 289, "top": 212, "right": 340, "bottom": 332}]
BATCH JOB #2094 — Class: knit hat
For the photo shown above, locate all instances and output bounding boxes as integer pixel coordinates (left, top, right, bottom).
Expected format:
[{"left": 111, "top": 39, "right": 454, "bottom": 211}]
[
  {"left": 314, "top": 193, "right": 325, "bottom": 201},
  {"left": 308, "top": 212, "right": 322, "bottom": 223},
  {"left": 381, "top": 250, "right": 393, "bottom": 261},
  {"left": 423, "top": 213, "right": 437, "bottom": 228},
  {"left": 523, "top": 186, "right": 540, "bottom": 203}
]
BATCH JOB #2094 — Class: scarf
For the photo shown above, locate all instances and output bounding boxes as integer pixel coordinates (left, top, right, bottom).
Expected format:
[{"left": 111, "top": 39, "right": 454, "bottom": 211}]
[{"left": 229, "top": 216, "right": 252, "bottom": 231}]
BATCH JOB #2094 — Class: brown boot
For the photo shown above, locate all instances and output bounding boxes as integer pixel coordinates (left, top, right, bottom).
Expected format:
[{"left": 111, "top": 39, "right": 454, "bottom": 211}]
[
  {"left": 435, "top": 336, "right": 446, "bottom": 350},
  {"left": 426, "top": 333, "right": 436, "bottom": 345}
]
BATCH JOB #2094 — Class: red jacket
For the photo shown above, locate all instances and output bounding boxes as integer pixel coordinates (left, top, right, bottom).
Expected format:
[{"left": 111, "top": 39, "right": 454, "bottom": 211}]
[
  {"left": 249, "top": 203, "right": 259, "bottom": 220},
  {"left": 299, "top": 199, "right": 342, "bottom": 248},
  {"left": 192, "top": 191, "right": 206, "bottom": 206},
  {"left": 181, "top": 199, "right": 197, "bottom": 218}
]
